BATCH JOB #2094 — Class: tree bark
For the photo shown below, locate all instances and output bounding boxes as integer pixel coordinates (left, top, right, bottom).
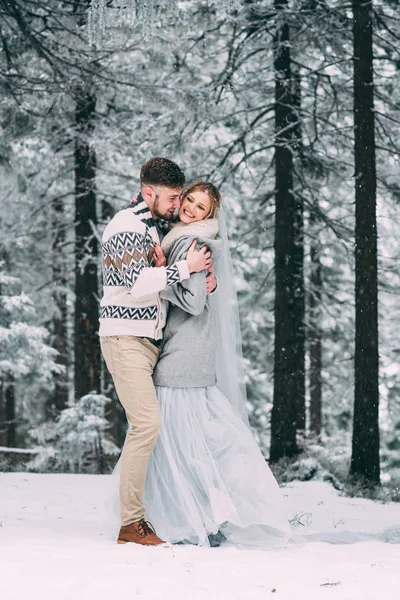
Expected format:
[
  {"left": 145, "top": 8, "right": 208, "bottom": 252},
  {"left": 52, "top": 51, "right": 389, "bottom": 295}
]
[
  {"left": 270, "top": 0, "right": 301, "bottom": 462},
  {"left": 0, "top": 250, "right": 16, "bottom": 447},
  {"left": 4, "top": 379, "right": 16, "bottom": 446},
  {"left": 0, "top": 380, "right": 15, "bottom": 447},
  {"left": 74, "top": 86, "right": 100, "bottom": 400},
  {"left": 291, "top": 62, "right": 306, "bottom": 433},
  {"left": 50, "top": 196, "right": 69, "bottom": 413},
  {"left": 350, "top": 0, "right": 380, "bottom": 484},
  {"left": 308, "top": 203, "right": 323, "bottom": 438}
]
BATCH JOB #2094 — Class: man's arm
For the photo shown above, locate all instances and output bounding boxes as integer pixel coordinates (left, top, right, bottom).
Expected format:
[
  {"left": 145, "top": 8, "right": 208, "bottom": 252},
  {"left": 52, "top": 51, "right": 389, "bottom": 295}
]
[
  {"left": 154, "top": 244, "right": 217, "bottom": 294},
  {"left": 105, "top": 235, "right": 211, "bottom": 300},
  {"left": 126, "top": 262, "right": 190, "bottom": 300},
  {"left": 159, "top": 242, "right": 214, "bottom": 315},
  {"left": 161, "top": 271, "right": 207, "bottom": 316}
]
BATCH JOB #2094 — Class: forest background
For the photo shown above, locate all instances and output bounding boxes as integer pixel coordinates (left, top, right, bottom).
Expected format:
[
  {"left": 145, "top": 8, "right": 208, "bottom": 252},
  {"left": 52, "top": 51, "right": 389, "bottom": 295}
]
[{"left": 1, "top": 0, "right": 399, "bottom": 497}]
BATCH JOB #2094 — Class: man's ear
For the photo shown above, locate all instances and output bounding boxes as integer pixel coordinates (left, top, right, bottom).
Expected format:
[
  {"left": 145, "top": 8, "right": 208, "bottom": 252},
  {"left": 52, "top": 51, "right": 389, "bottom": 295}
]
[{"left": 142, "top": 185, "right": 154, "bottom": 201}]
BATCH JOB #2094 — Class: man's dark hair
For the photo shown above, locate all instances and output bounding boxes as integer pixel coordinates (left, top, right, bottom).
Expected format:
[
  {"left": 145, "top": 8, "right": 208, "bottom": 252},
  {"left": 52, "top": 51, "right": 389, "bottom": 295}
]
[{"left": 140, "top": 157, "right": 185, "bottom": 189}]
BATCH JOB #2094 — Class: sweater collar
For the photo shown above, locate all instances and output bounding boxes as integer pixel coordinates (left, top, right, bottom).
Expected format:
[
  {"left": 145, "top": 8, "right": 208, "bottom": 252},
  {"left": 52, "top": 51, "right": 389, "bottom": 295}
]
[
  {"left": 130, "top": 193, "right": 159, "bottom": 243},
  {"left": 130, "top": 192, "right": 154, "bottom": 223}
]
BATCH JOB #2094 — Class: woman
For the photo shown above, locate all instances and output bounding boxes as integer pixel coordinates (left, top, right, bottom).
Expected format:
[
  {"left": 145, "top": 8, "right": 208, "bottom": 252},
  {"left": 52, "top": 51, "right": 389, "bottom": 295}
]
[{"left": 142, "top": 181, "right": 290, "bottom": 547}]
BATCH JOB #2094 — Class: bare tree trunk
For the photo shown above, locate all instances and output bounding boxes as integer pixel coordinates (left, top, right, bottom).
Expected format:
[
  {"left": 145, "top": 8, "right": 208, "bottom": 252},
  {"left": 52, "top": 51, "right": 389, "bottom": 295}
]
[
  {"left": 308, "top": 203, "right": 323, "bottom": 438},
  {"left": 350, "top": 0, "right": 380, "bottom": 484},
  {"left": 0, "top": 380, "right": 15, "bottom": 447},
  {"left": 0, "top": 381, "right": 5, "bottom": 447},
  {"left": 270, "top": 0, "right": 301, "bottom": 462},
  {"left": 4, "top": 379, "right": 16, "bottom": 446},
  {"left": 0, "top": 250, "right": 16, "bottom": 447},
  {"left": 50, "top": 196, "right": 69, "bottom": 413},
  {"left": 291, "top": 63, "right": 306, "bottom": 434},
  {"left": 74, "top": 86, "right": 100, "bottom": 400}
]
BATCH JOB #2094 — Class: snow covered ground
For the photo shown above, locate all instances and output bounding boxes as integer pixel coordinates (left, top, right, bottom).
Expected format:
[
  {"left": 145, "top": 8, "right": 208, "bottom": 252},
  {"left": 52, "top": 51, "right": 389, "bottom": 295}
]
[{"left": 1, "top": 473, "right": 399, "bottom": 600}]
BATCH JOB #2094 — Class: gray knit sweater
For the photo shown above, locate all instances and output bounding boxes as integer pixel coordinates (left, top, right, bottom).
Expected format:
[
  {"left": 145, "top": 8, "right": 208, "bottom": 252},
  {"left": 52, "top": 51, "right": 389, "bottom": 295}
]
[{"left": 153, "top": 219, "right": 221, "bottom": 388}]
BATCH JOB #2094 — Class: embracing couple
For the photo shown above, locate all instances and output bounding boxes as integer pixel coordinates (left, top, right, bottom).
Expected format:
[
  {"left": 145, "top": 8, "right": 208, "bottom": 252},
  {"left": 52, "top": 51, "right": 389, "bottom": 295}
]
[{"left": 99, "top": 157, "right": 289, "bottom": 548}]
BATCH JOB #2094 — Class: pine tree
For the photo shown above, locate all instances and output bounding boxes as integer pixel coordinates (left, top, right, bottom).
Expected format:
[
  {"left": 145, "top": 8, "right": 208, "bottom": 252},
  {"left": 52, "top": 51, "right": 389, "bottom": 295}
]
[
  {"left": 0, "top": 266, "right": 62, "bottom": 447},
  {"left": 30, "top": 392, "right": 120, "bottom": 473}
]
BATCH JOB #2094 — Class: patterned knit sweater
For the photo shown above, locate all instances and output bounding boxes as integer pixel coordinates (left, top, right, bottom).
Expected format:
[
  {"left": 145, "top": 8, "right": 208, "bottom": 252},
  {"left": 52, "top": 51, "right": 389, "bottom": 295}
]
[{"left": 99, "top": 194, "right": 190, "bottom": 339}]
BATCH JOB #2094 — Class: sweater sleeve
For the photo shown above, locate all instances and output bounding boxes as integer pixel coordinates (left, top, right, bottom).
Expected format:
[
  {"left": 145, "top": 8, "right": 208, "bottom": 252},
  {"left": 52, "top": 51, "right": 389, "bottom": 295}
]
[
  {"left": 125, "top": 261, "right": 190, "bottom": 300},
  {"left": 160, "top": 270, "right": 207, "bottom": 316}
]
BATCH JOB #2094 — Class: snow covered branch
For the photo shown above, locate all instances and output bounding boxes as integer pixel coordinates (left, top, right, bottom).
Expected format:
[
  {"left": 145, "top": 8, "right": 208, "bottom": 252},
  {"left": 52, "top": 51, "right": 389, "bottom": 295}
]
[{"left": 86, "top": 0, "right": 241, "bottom": 46}]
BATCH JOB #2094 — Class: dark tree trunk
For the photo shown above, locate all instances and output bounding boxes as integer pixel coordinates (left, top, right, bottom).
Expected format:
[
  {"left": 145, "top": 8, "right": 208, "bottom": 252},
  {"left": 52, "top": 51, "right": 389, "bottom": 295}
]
[
  {"left": 5, "top": 379, "right": 16, "bottom": 446},
  {"left": 308, "top": 204, "right": 323, "bottom": 438},
  {"left": 0, "top": 379, "right": 15, "bottom": 447},
  {"left": 0, "top": 381, "right": 5, "bottom": 447},
  {"left": 50, "top": 196, "right": 69, "bottom": 413},
  {"left": 291, "top": 63, "right": 306, "bottom": 433},
  {"left": 0, "top": 250, "right": 16, "bottom": 448},
  {"left": 350, "top": 0, "right": 380, "bottom": 484},
  {"left": 270, "top": 0, "right": 301, "bottom": 462},
  {"left": 74, "top": 86, "right": 100, "bottom": 400}
]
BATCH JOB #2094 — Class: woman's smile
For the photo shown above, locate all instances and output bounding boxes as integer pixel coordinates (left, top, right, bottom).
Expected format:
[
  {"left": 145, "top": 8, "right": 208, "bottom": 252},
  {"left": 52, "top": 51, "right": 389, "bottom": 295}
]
[{"left": 179, "top": 189, "right": 212, "bottom": 223}]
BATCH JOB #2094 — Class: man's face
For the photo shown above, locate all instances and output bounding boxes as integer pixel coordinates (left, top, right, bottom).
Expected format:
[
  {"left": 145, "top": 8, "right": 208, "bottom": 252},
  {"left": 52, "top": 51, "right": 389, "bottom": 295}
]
[{"left": 152, "top": 186, "right": 182, "bottom": 220}]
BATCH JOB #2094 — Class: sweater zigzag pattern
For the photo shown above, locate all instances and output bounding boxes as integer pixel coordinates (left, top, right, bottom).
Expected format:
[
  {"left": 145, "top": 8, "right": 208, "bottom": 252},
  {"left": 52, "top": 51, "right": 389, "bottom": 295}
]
[{"left": 100, "top": 305, "right": 158, "bottom": 320}]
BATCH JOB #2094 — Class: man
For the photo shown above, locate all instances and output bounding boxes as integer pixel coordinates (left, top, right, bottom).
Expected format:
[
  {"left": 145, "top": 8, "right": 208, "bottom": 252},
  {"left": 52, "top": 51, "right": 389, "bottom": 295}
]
[{"left": 99, "top": 157, "right": 214, "bottom": 546}]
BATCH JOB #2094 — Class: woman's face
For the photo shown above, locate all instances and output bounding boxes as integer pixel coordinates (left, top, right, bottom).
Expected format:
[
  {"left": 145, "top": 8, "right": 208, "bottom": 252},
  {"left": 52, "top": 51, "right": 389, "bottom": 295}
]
[{"left": 179, "top": 190, "right": 213, "bottom": 224}]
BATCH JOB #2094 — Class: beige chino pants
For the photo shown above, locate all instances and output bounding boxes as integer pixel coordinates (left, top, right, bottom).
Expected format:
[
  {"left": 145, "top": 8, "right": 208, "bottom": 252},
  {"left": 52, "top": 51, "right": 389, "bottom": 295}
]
[{"left": 100, "top": 335, "right": 160, "bottom": 526}]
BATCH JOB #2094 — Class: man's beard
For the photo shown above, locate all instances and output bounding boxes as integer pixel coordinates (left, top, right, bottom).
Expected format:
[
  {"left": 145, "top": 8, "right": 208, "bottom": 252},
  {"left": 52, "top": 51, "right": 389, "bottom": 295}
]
[{"left": 153, "top": 195, "right": 177, "bottom": 221}]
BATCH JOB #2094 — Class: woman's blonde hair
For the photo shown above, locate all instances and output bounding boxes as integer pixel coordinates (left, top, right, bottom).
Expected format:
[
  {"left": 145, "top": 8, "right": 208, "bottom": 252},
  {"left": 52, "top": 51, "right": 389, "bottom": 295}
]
[{"left": 181, "top": 181, "right": 221, "bottom": 219}]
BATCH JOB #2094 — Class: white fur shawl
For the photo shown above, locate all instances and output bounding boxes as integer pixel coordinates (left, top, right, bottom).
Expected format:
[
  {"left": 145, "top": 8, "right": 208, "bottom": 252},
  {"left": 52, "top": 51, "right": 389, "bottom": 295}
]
[{"left": 161, "top": 218, "right": 219, "bottom": 255}]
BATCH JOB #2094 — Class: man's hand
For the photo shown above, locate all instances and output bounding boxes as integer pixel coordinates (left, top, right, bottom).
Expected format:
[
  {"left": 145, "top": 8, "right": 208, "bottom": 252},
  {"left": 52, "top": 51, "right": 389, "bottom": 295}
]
[
  {"left": 206, "top": 266, "right": 217, "bottom": 294},
  {"left": 154, "top": 243, "right": 166, "bottom": 268},
  {"left": 186, "top": 240, "right": 212, "bottom": 273}
]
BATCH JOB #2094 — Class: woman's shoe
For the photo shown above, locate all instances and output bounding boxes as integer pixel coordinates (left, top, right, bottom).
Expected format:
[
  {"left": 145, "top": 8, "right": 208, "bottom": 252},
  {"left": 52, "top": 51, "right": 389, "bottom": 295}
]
[{"left": 208, "top": 530, "right": 227, "bottom": 547}]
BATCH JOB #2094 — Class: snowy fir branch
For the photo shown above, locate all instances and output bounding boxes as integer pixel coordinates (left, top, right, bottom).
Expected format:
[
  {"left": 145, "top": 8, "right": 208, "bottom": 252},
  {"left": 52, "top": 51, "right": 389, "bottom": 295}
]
[{"left": 86, "top": 0, "right": 242, "bottom": 46}]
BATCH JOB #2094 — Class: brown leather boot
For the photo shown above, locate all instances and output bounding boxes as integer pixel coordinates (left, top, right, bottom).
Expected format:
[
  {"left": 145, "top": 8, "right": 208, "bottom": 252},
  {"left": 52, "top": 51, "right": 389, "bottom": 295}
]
[{"left": 117, "top": 519, "right": 166, "bottom": 546}]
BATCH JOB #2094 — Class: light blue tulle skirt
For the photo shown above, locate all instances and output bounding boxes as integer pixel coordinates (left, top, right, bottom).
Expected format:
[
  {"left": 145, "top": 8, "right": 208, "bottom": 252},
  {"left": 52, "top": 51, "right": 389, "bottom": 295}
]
[{"left": 143, "top": 385, "right": 291, "bottom": 547}]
